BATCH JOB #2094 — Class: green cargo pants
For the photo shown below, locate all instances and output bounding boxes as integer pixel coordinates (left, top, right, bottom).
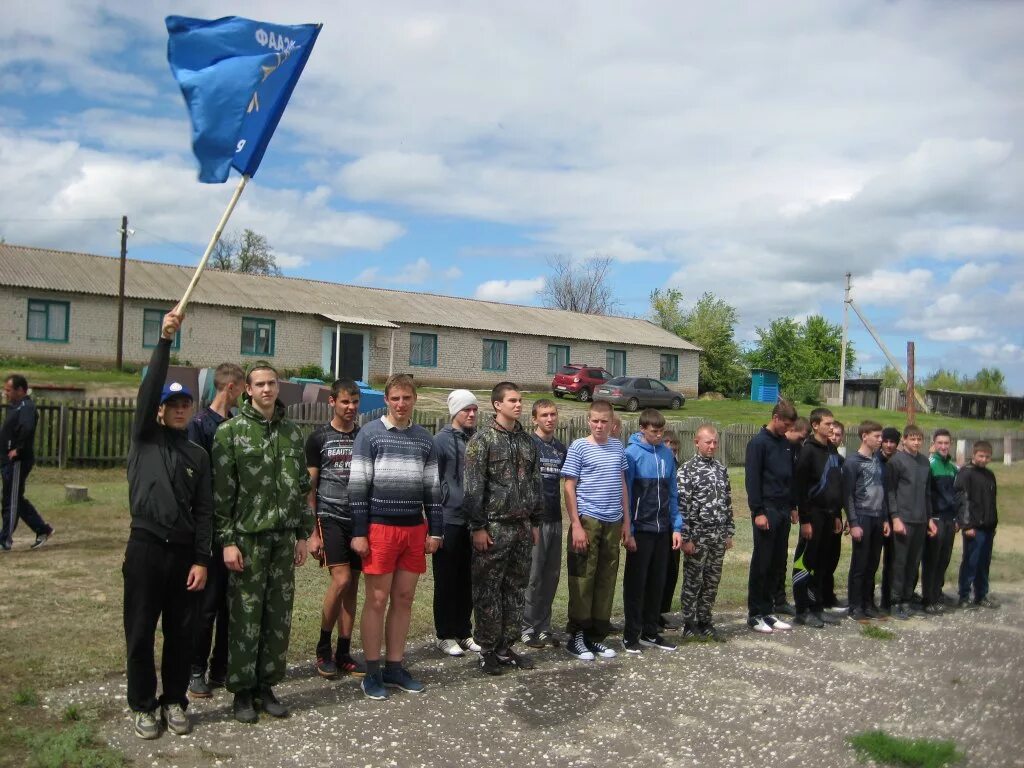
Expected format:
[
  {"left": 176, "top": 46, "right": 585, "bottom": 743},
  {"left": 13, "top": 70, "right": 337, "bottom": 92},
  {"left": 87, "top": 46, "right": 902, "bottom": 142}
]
[
  {"left": 566, "top": 516, "right": 622, "bottom": 641},
  {"left": 226, "top": 530, "right": 296, "bottom": 693}
]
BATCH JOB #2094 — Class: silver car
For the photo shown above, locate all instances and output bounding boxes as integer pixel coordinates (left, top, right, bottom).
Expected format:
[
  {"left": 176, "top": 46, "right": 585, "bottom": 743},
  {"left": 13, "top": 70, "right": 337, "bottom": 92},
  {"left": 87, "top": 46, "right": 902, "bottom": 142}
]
[{"left": 594, "top": 377, "right": 685, "bottom": 412}]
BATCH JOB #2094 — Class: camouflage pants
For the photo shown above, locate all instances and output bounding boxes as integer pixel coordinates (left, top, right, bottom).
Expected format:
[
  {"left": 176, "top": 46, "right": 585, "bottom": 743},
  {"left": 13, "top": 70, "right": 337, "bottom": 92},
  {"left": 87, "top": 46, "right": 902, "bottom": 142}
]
[
  {"left": 471, "top": 520, "right": 532, "bottom": 653},
  {"left": 681, "top": 530, "right": 728, "bottom": 625},
  {"left": 227, "top": 530, "right": 296, "bottom": 693}
]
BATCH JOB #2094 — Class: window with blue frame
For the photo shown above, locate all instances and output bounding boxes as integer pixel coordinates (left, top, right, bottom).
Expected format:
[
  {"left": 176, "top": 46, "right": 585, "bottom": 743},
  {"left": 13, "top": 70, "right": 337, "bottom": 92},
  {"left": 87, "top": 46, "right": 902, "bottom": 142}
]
[
  {"left": 143, "top": 309, "right": 181, "bottom": 349},
  {"left": 606, "top": 349, "right": 626, "bottom": 377},
  {"left": 409, "top": 332, "right": 438, "bottom": 367},
  {"left": 26, "top": 299, "right": 69, "bottom": 343},
  {"left": 547, "top": 344, "right": 570, "bottom": 374},
  {"left": 660, "top": 353, "right": 678, "bottom": 381},
  {"left": 483, "top": 339, "right": 508, "bottom": 371},
  {"left": 241, "top": 317, "right": 275, "bottom": 356}
]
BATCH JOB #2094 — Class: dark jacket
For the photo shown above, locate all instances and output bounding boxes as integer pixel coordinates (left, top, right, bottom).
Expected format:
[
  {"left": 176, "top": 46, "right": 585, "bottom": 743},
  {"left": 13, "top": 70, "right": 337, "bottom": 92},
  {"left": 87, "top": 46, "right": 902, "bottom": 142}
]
[
  {"left": 744, "top": 426, "right": 795, "bottom": 518},
  {"left": 0, "top": 394, "right": 36, "bottom": 466},
  {"left": 188, "top": 406, "right": 228, "bottom": 458},
  {"left": 434, "top": 424, "right": 474, "bottom": 527},
  {"left": 463, "top": 417, "right": 543, "bottom": 530},
  {"left": 956, "top": 463, "right": 998, "bottom": 530},
  {"left": 929, "top": 453, "right": 960, "bottom": 521},
  {"left": 886, "top": 450, "right": 932, "bottom": 525},
  {"left": 127, "top": 338, "right": 213, "bottom": 565},
  {"left": 625, "top": 432, "right": 682, "bottom": 534},
  {"left": 794, "top": 436, "right": 843, "bottom": 523},
  {"left": 842, "top": 450, "right": 887, "bottom": 527}
]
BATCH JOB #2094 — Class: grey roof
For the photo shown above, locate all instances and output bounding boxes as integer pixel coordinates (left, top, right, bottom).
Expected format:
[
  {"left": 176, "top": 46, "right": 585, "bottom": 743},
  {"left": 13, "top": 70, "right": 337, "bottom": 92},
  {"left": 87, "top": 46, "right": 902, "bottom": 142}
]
[{"left": 0, "top": 244, "right": 701, "bottom": 351}]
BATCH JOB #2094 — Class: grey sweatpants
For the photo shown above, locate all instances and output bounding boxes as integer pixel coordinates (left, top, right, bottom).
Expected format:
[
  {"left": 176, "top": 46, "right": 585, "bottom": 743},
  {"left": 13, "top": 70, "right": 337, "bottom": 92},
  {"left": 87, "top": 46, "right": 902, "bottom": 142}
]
[{"left": 522, "top": 520, "right": 563, "bottom": 635}]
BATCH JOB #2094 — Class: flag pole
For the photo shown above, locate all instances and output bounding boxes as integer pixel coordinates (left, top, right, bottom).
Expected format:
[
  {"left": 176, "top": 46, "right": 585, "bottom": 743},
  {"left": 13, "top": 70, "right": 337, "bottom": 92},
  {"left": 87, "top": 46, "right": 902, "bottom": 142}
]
[{"left": 176, "top": 173, "right": 250, "bottom": 314}]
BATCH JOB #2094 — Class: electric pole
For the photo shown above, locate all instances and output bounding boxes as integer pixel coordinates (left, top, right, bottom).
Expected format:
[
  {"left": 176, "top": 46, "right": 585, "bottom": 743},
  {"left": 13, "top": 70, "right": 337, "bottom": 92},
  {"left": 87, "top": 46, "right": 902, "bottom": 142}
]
[
  {"left": 115, "top": 215, "right": 128, "bottom": 370},
  {"left": 839, "top": 272, "right": 850, "bottom": 405}
]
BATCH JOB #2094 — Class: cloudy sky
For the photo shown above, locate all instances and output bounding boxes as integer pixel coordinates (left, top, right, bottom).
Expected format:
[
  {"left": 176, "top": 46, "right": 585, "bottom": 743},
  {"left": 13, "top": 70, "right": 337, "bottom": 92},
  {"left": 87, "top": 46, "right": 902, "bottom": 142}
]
[{"left": 2, "top": 1, "right": 1022, "bottom": 390}]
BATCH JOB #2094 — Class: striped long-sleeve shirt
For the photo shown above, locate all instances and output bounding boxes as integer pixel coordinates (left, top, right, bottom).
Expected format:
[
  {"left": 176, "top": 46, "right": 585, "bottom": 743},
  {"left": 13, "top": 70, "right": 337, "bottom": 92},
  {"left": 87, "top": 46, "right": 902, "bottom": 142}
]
[{"left": 348, "top": 416, "right": 442, "bottom": 537}]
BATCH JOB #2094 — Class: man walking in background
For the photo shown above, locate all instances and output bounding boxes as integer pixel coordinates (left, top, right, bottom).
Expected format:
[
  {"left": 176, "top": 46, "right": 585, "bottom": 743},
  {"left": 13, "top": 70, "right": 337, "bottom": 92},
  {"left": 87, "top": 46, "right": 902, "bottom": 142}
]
[{"left": 1, "top": 375, "right": 54, "bottom": 551}]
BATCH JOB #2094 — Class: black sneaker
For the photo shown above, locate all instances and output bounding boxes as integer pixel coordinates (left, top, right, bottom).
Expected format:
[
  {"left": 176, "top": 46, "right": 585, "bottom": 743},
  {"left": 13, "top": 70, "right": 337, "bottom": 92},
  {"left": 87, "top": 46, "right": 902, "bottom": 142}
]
[
  {"left": 188, "top": 672, "right": 212, "bottom": 698},
  {"left": 538, "top": 631, "right": 560, "bottom": 648},
  {"left": 682, "top": 623, "right": 699, "bottom": 640},
  {"left": 816, "top": 610, "right": 841, "bottom": 625},
  {"left": 892, "top": 604, "right": 911, "bottom": 621},
  {"left": 922, "top": 603, "right": 943, "bottom": 615},
  {"left": 848, "top": 608, "right": 870, "bottom": 624},
  {"left": 31, "top": 530, "right": 52, "bottom": 550},
  {"left": 257, "top": 687, "right": 288, "bottom": 718},
  {"left": 232, "top": 692, "right": 258, "bottom": 724},
  {"left": 639, "top": 634, "right": 677, "bottom": 651},
  {"left": 335, "top": 653, "right": 367, "bottom": 678},
  {"left": 699, "top": 623, "right": 725, "bottom": 642},
  {"left": 975, "top": 597, "right": 1000, "bottom": 609},
  {"left": 622, "top": 639, "right": 644, "bottom": 654},
  {"left": 479, "top": 651, "right": 504, "bottom": 676},
  {"left": 208, "top": 673, "right": 226, "bottom": 689},
  {"left": 584, "top": 637, "right": 617, "bottom": 658},
  {"left": 774, "top": 602, "right": 797, "bottom": 617},
  {"left": 659, "top": 615, "right": 682, "bottom": 631},
  {"left": 566, "top": 631, "right": 595, "bottom": 661},
  {"left": 496, "top": 648, "right": 535, "bottom": 670},
  {"left": 957, "top": 597, "right": 975, "bottom": 610},
  {"left": 863, "top": 605, "right": 883, "bottom": 620},
  {"left": 794, "top": 612, "right": 824, "bottom": 628},
  {"left": 522, "top": 632, "right": 546, "bottom": 649},
  {"left": 315, "top": 655, "right": 339, "bottom": 679}
]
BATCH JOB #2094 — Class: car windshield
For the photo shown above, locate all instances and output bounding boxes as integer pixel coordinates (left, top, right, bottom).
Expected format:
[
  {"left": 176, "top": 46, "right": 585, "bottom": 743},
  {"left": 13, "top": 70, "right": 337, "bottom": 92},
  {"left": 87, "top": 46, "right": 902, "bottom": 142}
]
[
  {"left": 608, "top": 377, "right": 629, "bottom": 385},
  {"left": 558, "top": 366, "right": 581, "bottom": 376}
]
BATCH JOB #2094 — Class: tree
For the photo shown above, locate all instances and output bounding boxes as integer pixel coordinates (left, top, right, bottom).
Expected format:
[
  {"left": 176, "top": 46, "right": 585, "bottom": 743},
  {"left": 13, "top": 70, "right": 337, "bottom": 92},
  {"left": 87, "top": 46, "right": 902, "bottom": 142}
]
[
  {"left": 922, "top": 366, "right": 1008, "bottom": 395},
  {"left": 540, "top": 255, "right": 619, "bottom": 315},
  {"left": 802, "top": 314, "right": 856, "bottom": 379},
  {"left": 209, "top": 229, "right": 282, "bottom": 276},
  {"left": 649, "top": 287, "right": 686, "bottom": 335},
  {"left": 970, "top": 367, "right": 1007, "bottom": 395}
]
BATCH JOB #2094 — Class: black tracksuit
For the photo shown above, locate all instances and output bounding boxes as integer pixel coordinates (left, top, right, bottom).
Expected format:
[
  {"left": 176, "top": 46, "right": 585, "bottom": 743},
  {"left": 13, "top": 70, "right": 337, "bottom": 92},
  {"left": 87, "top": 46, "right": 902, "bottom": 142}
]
[
  {"left": 432, "top": 424, "right": 475, "bottom": 640},
  {"left": 745, "top": 426, "right": 795, "bottom": 618},
  {"left": 124, "top": 338, "right": 213, "bottom": 713},
  {"left": 792, "top": 437, "right": 843, "bottom": 614},
  {"left": 1, "top": 394, "right": 52, "bottom": 546}
]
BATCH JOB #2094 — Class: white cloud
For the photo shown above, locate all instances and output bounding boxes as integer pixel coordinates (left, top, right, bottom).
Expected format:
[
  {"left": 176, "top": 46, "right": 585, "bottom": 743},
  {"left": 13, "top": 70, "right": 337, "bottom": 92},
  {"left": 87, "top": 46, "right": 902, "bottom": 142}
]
[
  {"left": 850, "top": 269, "right": 934, "bottom": 305},
  {"left": 949, "top": 261, "right": 1000, "bottom": 290},
  {"left": 355, "top": 258, "right": 434, "bottom": 286},
  {"left": 443, "top": 266, "right": 463, "bottom": 280},
  {"left": 274, "top": 251, "right": 309, "bottom": 270},
  {"left": 474, "top": 277, "right": 544, "bottom": 303},
  {"left": 926, "top": 325, "right": 985, "bottom": 342}
]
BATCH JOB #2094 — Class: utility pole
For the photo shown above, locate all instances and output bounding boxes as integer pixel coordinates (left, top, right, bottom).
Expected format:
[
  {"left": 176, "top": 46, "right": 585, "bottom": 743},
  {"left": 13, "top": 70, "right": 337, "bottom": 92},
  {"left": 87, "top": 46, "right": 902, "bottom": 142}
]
[
  {"left": 906, "top": 341, "right": 916, "bottom": 424},
  {"left": 839, "top": 272, "right": 851, "bottom": 406},
  {"left": 115, "top": 215, "right": 128, "bottom": 370}
]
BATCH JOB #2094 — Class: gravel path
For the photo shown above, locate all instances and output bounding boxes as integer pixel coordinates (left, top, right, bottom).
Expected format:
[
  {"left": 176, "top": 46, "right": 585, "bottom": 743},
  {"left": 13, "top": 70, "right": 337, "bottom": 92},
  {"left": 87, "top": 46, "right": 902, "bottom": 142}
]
[{"left": 54, "top": 585, "right": 1024, "bottom": 768}]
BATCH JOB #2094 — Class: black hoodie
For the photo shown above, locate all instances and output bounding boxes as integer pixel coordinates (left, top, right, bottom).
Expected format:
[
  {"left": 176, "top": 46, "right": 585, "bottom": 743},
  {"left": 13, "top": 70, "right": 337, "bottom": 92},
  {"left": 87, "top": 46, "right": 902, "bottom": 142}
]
[
  {"left": 794, "top": 435, "right": 843, "bottom": 523},
  {"left": 126, "top": 338, "right": 213, "bottom": 565},
  {"left": 745, "top": 425, "right": 795, "bottom": 518}
]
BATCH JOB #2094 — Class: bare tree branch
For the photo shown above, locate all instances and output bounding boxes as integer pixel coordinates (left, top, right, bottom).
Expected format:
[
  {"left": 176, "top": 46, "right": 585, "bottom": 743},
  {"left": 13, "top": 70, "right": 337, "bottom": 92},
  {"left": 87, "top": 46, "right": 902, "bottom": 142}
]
[{"left": 539, "top": 255, "right": 620, "bottom": 315}]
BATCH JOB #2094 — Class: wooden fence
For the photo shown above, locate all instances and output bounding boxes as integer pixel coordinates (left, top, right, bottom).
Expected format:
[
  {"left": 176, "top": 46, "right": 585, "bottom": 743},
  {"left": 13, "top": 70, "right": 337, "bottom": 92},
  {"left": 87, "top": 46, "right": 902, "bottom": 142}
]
[{"left": 3, "top": 400, "right": 1021, "bottom": 469}]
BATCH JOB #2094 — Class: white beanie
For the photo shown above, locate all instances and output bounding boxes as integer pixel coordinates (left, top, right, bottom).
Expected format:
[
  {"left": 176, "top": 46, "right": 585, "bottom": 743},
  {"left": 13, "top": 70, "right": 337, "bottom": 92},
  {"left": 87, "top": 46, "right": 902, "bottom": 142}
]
[{"left": 447, "top": 389, "right": 478, "bottom": 416}]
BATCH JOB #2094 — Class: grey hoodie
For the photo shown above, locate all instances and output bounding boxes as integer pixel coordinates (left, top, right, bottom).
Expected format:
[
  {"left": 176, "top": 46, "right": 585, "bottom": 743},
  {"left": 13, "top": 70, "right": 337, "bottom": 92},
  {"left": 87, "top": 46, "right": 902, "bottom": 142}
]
[
  {"left": 434, "top": 424, "right": 474, "bottom": 527},
  {"left": 886, "top": 450, "right": 932, "bottom": 525}
]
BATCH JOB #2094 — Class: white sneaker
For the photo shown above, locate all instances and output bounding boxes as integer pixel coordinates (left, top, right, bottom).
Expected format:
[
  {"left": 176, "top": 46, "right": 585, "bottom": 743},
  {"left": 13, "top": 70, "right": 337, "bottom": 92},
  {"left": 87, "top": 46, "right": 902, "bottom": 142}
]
[
  {"left": 749, "top": 616, "right": 774, "bottom": 634},
  {"left": 765, "top": 615, "right": 792, "bottom": 631},
  {"left": 585, "top": 638, "right": 617, "bottom": 658},
  {"left": 458, "top": 637, "right": 482, "bottom": 653},
  {"left": 436, "top": 638, "right": 464, "bottom": 656}
]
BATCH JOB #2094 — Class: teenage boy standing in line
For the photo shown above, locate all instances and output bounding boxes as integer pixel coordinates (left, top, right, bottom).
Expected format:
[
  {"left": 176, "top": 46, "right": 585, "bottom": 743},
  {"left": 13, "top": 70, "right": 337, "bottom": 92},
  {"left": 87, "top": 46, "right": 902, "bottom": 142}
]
[
  {"left": 819, "top": 421, "right": 847, "bottom": 612},
  {"left": 188, "top": 363, "right": 244, "bottom": 699},
  {"left": 562, "top": 399, "right": 633, "bottom": 660},
  {"left": 305, "top": 380, "right": 367, "bottom": 678},
  {"left": 745, "top": 400, "right": 797, "bottom": 634},
  {"left": 1, "top": 375, "right": 54, "bottom": 550},
  {"left": 923, "top": 429, "right": 959, "bottom": 612},
  {"left": 622, "top": 409, "right": 682, "bottom": 654},
  {"left": 124, "top": 310, "right": 211, "bottom": 739},
  {"left": 678, "top": 424, "right": 733, "bottom": 641},
  {"left": 658, "top": 430, "right": 683, "bottom": 629},
  {"left": 878, "top": 427, "right": 901, "bottom": 614},
  {"left": 771, "top": 416, "right": 808, "bottom": 617},
  {"left": 791, "top": 408, "right": 844, "bottom": 628},
  {"left": 432, "top": 389, "right": 482, "bottom": 657},
  {"left": 521, "top": 399, "right": 568, "bottom": 649},
  {"left": 349, "top": 374, "right": 441, "bottom": 700},
  {"left": 464, "top": 382, "right": 544, "bottom": 675},
  {"left": 214, "top": 364, "right": 312, "bottom": 723},
  {"left": 843, "top": 421, "right": 891, "bottom": 622},
  {"left": 887, "top": 425, "right": 937, "bottom": 621},
  {"left": 956, "top": 441, "right": 999, "bottom": 609}
]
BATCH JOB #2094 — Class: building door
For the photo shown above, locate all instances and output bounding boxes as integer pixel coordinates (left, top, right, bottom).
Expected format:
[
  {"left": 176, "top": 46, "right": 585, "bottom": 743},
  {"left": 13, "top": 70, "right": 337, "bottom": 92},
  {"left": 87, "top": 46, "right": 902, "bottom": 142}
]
[{"left": 329, "top": 332, "right": 365, "bottom": 382}]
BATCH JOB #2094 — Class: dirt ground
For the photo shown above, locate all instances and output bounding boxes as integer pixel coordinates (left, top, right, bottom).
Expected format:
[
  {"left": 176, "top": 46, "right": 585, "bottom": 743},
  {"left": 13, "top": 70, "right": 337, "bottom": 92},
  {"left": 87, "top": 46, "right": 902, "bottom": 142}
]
[{"left": 49, "top": 586, "right": 1024, "bottom": 768}]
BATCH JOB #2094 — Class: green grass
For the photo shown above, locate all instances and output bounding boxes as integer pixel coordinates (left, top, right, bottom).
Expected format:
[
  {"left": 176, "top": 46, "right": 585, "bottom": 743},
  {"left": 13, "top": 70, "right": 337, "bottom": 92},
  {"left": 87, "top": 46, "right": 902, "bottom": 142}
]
[
  {"left": 861, "top": 625, "right": 896, "bottom": 641},
  {"left": 12, "top": 688, "right": 37, "bottom": 706},
  {"left": 15, "top": 722, "right": 125, "bottom": 768},
  {"left": 0, "top": 358, "right": 139, "bottom": 389},
  {"left": 848, "top": 729, "right": 963, "bottom": 768}
]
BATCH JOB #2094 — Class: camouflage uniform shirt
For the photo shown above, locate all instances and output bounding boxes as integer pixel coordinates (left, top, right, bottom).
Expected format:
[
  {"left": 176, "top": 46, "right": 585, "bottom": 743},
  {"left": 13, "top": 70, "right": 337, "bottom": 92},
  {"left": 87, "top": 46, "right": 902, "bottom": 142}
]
[
  {"left": 677, "top": 453, "right": 735, "bottom": 542},
  {"left": 212, "top": 398, "right": 313, "bottom": 546},
  {"left": 463, "top": 417, "right": 544, "bottom": 531}
]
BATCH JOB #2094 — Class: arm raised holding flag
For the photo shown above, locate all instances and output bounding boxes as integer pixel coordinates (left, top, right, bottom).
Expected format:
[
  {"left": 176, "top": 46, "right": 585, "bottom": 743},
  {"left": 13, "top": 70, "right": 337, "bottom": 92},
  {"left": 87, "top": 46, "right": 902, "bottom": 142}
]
[{"left": 166, "top": 15, "right": 321, "bottom": 311}]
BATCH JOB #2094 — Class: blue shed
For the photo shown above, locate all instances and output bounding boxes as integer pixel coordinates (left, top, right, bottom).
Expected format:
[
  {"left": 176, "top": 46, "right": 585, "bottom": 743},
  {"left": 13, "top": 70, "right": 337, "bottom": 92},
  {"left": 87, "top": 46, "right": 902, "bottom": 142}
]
[{"left": 750, "top": 369, "right": 780, "bottom": 403}]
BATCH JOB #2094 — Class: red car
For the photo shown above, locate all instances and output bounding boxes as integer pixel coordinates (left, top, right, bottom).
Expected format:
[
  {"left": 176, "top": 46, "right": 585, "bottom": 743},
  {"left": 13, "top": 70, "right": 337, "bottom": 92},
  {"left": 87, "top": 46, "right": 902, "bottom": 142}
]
[{"left": 551, "top": 364, "right": 614, "bottom": 402}]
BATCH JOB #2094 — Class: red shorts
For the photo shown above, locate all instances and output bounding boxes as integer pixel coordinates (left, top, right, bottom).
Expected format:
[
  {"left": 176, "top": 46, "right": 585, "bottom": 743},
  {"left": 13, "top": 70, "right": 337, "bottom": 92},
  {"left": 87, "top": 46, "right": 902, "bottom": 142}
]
[{"left": 363, "top": 522, "right": 427, "bottom": 575}]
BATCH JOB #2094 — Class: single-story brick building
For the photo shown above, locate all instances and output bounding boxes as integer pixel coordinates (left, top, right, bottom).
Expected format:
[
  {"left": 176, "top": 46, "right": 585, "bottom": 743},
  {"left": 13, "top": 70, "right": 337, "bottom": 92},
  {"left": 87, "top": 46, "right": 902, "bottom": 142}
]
[{"left": 0, "top": 244, "right": 701, "bottom": 394}]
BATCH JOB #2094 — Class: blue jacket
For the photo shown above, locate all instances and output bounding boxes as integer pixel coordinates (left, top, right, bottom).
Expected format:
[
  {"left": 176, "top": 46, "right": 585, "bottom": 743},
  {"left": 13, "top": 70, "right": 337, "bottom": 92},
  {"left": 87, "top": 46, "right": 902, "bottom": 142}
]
[{"left": 625, "top": 432, "right": 682, "bottom": 534}]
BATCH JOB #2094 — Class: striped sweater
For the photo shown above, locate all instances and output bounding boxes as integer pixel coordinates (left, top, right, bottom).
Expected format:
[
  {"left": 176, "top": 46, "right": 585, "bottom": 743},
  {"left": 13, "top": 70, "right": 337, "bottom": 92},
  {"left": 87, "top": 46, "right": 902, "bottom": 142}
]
[{"left": 349, "top": 417, "right": 442, "bottom": 537}]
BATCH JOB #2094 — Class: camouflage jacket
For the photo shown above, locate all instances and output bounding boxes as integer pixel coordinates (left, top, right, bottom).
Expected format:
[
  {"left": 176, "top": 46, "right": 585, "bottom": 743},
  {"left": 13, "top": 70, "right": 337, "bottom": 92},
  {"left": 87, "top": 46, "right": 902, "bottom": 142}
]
[
  {"left": 677, "top": 453, "right": 735, "bottom": 541},
  {"left": 463, "top": 417, "right": 544, "bottom": 530},
  {"left": 213, "top": 398, "right": 313, "bottom": 545}
]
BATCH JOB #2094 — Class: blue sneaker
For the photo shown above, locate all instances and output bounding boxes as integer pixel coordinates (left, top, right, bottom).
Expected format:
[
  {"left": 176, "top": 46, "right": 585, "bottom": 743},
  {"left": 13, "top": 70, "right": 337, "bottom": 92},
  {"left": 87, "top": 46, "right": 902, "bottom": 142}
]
[
  {"left": 360, "top": 671, "right": 389, "bottom": 700},
  {"left": 381, "top": 665, "right": 425, "bottom": 693}
]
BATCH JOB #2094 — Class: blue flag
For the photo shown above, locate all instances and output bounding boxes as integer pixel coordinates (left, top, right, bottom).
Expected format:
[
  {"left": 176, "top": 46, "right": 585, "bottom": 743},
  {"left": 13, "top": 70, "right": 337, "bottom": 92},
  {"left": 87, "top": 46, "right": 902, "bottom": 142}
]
[{"left": 166, "top": 15, "right": 321, "bottom": 183}]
